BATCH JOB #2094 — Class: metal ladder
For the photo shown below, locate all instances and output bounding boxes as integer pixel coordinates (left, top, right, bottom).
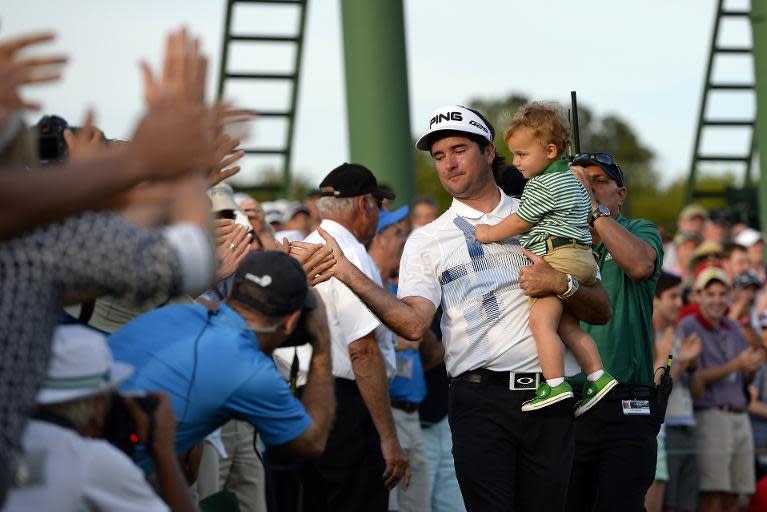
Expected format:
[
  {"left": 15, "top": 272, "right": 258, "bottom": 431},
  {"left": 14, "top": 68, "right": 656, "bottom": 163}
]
[
  {"left": 216, "top": 0, "right": 309, "bottom": 194},
  {"left": 685, "top": 0, "right": 756, "bottom": 204}
]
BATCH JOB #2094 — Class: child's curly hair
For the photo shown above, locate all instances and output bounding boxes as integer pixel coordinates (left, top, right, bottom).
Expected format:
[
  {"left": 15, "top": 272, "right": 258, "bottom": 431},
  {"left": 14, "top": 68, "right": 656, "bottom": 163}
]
[{"left": 504, "top": 102, "right": 570, "bottom": 158}]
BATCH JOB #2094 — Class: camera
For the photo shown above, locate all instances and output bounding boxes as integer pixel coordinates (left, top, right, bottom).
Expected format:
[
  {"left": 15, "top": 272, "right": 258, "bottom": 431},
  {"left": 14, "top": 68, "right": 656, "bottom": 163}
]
[
  {"left": 36, "top": 115, "right": 73, "bottom": 164},
  {"left": 280, "top": 308, "right": 311, "bottom": 348},
  {"left": 102, "top": 392, "right": 158, "bottom": 458}
]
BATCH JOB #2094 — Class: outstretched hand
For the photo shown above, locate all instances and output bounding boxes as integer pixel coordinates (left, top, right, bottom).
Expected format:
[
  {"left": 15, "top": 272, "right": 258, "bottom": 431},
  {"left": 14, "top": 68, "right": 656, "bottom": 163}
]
[
  {"left": 315, "top": 226, "right": 356, "bottom": 283},
  {"left": 207, "top": 134, "right": 244, "bottom": 188},
  {"left": 0, "top": 31, "right": 67, "bottom": 111},
  {"left": 289, "top": 240, "right": 336, "bottom": 286},
  {"left": 140, "top": 27, "right": 206, "bottom": 108}
]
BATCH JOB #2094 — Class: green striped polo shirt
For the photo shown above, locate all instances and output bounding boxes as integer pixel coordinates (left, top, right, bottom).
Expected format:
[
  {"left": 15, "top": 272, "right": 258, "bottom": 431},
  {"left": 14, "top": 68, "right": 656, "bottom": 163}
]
[{"left": 517, "top": 159, "right": 592, "bottom": 255}]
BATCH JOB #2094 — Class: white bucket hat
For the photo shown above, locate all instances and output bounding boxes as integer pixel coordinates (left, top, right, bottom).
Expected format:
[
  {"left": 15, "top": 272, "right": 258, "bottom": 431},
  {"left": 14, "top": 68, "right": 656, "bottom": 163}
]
[
  {"left": 36, "top": 325, "right": 134, "bottom": 405},
  {"left": 415, "top": 104, "right": 494, "bottom": 151}
]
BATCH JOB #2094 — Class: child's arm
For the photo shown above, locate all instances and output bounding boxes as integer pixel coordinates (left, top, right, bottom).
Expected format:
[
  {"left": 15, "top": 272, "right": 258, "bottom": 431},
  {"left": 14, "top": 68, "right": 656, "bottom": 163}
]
[{"left": 475, "top": 213, "right": 534, "bottom": 243}]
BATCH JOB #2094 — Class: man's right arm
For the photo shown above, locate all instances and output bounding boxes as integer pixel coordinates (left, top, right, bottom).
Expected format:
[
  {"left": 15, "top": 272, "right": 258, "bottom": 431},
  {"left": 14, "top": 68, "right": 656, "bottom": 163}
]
[{"left": 299, "top": 230, "right": 436, "bottom": 340}]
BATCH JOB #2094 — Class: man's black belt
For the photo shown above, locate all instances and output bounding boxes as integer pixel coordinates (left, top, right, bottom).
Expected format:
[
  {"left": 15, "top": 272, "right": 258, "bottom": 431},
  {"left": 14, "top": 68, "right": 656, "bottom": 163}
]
[
  {"left": 391, "top": 399, "right": 420, "bottom": 413},
  {"left": 453, "top": 369, "right": 543, "bottom": 391}
]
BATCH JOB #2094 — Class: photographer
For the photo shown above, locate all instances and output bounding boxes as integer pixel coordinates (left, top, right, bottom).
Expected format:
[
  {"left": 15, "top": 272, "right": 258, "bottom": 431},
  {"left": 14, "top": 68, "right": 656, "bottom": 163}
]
[
  {"left": 108, "top": 251, "right": 335, "bottom": 477},
  {"left": 3, "top": 324, "right": 195, "bottom": 512}
]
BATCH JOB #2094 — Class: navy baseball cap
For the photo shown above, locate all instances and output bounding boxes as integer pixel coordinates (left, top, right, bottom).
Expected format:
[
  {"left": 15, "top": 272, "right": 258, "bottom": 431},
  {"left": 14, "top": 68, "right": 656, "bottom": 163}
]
[
  {"left": 572, "top": 152, "right": 625, "bottom": 187},
  {"left": 230, "top": 251, "right": 315, "bottom": 316}
]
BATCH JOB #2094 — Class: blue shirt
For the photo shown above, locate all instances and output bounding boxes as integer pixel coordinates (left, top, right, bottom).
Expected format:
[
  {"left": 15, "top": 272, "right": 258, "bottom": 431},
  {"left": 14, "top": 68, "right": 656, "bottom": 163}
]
[
  {"left": 389, "top": 349, "right": 427, "bottom": 404},
  {"left": 108, "top": 304, "right": 311, "bottom": 469},
  {"left": 386, "top": 283, "right": 427, "bottom": 404}
]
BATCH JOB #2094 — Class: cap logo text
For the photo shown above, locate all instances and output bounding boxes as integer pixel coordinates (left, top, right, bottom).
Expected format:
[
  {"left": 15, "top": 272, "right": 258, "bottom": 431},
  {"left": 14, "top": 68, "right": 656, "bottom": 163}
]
[
  {"left": 430, "top": 111, "right": 463, "bottom": 128},
  {"left": 469, "top": 120, "right": 489, "bottom": 134}
]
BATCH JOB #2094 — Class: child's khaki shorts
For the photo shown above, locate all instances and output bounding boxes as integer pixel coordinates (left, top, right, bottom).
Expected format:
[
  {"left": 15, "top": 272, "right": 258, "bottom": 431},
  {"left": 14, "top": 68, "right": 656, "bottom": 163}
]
[{"left": 529, "top": 240, "right": 596, "bottom": 306}]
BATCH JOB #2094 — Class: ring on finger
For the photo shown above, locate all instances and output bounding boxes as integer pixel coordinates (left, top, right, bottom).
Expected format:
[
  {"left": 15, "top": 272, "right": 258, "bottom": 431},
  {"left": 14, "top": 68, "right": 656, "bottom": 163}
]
[{"left": 229, "top": 243, "right": 237, "bottom": 251}]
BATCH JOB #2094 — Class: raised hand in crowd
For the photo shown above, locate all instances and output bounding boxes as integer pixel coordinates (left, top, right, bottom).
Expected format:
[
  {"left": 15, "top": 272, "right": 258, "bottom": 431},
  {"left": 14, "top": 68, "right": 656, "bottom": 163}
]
[
  {"left": 0, "top": 27, "right": 223, "bottom": 239},
  {"left": 207, "top": 134, "right": 244, "bottom": 188},
  {"left": 214, "top": 219, "right": 252, "bottom": 281},
  {"left": 287, "top": 240, "right": 336, "bottom": 286},
  {"left": 0, "top": 31, "right": 66, "bottom": 112},
  {"left": 140, "top": 27, "right": 207, "bottom": 107},
  {"left": 62, "top": 111, "right": 106, "bottom": 162},
  {"left": 124, "top": 393, "right": 197, "bottom": 512}
]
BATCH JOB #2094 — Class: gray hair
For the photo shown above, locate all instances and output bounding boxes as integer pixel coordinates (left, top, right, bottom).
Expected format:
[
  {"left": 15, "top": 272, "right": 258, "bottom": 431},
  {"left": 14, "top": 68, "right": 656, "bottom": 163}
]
[
  {"left": 39, "top": 395, "right": 103, "bottom": 431},
  {"left": 316, "top": 196, "right": 358, "bottom": 218}
]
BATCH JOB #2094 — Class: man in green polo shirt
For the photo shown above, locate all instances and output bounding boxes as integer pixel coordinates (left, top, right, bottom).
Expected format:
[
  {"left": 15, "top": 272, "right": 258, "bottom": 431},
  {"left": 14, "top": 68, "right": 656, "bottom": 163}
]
[{"left": 566, "top": 152, "right": 663, "bottom": 512}]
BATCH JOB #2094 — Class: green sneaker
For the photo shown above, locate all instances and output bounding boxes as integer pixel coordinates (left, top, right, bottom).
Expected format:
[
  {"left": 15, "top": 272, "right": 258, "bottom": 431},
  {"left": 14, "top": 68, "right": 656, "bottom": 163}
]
[
  {"left": 575, "top": 372, "right": 618, "bottom": 417},
  {"left": 521, "top": 381, "right": 574, "bottom": 412}
]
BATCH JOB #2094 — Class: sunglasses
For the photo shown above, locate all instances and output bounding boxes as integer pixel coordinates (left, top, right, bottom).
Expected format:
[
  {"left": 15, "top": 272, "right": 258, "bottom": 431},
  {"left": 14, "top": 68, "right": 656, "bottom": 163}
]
[
  {"left": 574, "top": 152, "right": 617, "bottom": 166},
  {"left": 573, "top": 152, "right": 624, "bottom": 185}
]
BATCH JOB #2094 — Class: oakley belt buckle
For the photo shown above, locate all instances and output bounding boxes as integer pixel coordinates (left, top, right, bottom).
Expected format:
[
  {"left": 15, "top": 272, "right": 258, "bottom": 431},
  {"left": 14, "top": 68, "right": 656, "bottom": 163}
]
[{"left": 509, "top": 372, "right": 539, "bottom": 390}]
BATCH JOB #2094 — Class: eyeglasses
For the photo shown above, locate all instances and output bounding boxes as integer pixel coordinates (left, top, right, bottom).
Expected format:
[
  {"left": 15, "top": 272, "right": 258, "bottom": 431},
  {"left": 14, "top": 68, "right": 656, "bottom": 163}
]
[{"left": 371, "top": 195, "right": 384, "bottom": 209}]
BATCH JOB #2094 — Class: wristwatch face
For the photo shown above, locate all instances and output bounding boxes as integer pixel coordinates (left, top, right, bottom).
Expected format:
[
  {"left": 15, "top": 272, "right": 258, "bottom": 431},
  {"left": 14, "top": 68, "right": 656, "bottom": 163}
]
[{"left": 589, "top": 205, "right": 610, "bottom": 226}]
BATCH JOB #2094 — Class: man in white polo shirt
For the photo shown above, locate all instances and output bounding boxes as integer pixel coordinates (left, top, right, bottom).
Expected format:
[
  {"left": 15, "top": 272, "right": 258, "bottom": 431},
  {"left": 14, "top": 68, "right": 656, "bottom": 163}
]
[
  {"left": 299, "top": 163, "right": 410, "bottom": 512},
  {"left": 312, "top": 106, "right": 612, "bottom": 512}
]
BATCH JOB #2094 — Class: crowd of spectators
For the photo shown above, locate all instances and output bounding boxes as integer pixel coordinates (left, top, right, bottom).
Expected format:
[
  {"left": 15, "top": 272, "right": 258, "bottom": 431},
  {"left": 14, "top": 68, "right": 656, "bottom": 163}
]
[
  {"left": 6, "top": 21, "right": 767, "bottom": 512},
  {"left": 648, "top": 203, "right": 767, "bottom": 511}
]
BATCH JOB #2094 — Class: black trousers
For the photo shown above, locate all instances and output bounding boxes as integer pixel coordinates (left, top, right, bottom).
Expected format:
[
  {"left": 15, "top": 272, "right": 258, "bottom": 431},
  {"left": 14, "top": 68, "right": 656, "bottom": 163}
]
[
  {"left": 566, "top": 388, "right": 661, "bottom": 512},
  {"left": 448, "top": 378, "right": 575, "bottom": 512},
  {"left": 300, "top": 378, "right": 387, "bottom": 512}
]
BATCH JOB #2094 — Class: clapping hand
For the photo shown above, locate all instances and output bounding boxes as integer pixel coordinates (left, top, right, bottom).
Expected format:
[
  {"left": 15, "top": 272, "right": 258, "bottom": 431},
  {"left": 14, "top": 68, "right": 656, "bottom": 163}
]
[{"left": 0, "top": 31, "right": 67, "bottom": 111}]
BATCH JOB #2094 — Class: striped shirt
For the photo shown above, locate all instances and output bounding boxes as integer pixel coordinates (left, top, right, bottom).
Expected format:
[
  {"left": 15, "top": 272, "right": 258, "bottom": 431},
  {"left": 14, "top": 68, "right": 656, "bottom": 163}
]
[{"left": 516, "top": 159, "right": 592, "bottom": 255}]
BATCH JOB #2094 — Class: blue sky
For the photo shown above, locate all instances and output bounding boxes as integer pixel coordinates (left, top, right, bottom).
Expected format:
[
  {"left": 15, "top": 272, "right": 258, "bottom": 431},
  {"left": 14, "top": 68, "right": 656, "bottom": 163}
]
[{"left": 2, "top": 0, "right": 755, "bottom": 189}]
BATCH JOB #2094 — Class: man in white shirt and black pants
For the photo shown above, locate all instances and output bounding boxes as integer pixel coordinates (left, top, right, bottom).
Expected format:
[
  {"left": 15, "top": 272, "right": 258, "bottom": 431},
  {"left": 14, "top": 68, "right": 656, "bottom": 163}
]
[
  {"left": 312, "top": 106, "right": 612, "bottom": 511},
  {"left": 299, "top": 163, "right": 410, "bottom": 511}
]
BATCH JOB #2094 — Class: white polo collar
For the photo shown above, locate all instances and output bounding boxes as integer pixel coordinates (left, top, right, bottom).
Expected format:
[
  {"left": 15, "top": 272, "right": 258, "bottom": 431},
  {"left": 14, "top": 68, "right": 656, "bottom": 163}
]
[
  {"left": 449, "top": 188, "right": 514, "bottom": 220},
  {"left": 318, "top": 219, "right": 364, "bottom": 250}
]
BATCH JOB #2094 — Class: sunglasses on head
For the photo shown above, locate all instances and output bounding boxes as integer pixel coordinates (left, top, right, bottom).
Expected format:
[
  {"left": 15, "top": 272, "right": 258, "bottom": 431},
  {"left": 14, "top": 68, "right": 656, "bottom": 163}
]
[
  {"left": 574, "top": 152, "right": 617, "bottom": 166},
  {"left": 573, "top": 152, "right": 624, "bottom": 185}
]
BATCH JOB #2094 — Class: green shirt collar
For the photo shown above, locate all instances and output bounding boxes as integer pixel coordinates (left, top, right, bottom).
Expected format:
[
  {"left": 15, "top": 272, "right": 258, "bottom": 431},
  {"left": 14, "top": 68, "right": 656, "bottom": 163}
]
[{"left": 541, "top": 159, "right": 570, "bottom": 175}]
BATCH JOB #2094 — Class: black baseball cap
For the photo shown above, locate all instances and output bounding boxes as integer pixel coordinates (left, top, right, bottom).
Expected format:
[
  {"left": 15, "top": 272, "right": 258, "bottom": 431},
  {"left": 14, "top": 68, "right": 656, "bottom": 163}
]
[
  {"left": 230, "top": 251, "right": 316, "bottom": 316},
  {"left": 572, "top": 152, "right": 625, "bottom": 187},
  {"left": 319, "top": 163, "right": 395, "bottom": 200}
]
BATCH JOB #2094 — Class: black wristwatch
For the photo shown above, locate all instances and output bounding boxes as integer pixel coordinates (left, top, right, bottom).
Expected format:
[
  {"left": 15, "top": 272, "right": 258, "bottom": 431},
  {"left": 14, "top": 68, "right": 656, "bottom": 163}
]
[{"left": 588, "top": 205, "right": 610, "bottom": 227}]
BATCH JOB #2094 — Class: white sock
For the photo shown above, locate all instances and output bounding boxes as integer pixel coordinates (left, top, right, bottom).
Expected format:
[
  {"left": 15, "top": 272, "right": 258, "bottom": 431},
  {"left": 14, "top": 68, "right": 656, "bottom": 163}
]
[
  {"left": 546, "top": 377, "right": 565, "bottom": 387},
  {"left": 587, "top": 369, "right": 604, "bottom": 382}
]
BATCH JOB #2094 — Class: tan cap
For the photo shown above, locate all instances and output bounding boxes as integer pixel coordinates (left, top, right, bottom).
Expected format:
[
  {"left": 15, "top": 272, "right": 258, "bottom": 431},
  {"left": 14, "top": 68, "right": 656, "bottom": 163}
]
[
  {"left": 694, "top": 266, "right": 730, "bottom": 290},
  {"left": 679, "top": 204, "right": 708, "bottom": 221}
]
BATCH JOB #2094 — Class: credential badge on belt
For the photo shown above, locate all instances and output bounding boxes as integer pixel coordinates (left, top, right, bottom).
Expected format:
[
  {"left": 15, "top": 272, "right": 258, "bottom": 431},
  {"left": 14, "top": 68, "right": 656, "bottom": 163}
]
[{"left": 622, "top": 400, "right": 651, "bottom": 416}]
